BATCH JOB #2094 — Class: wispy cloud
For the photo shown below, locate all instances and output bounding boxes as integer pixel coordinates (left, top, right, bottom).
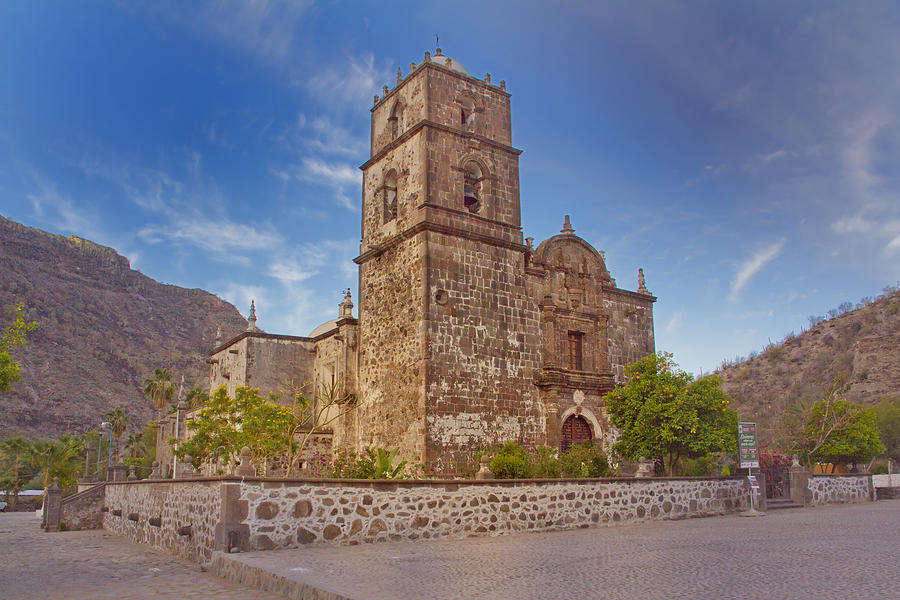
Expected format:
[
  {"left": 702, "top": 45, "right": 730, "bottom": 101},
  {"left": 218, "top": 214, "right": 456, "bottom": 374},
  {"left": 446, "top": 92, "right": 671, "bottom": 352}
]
[
  {"left": 25, "top": 171, "right": 96, "bottom": 236},
  {"left": 730, "top": 239, "right": 786, "bottom": 302},
  {"left": 301, "top": 53, "right": 390, "bottom": 109},
  {"left": 665, "top": 312, "right": 682, "bottom": 333}
]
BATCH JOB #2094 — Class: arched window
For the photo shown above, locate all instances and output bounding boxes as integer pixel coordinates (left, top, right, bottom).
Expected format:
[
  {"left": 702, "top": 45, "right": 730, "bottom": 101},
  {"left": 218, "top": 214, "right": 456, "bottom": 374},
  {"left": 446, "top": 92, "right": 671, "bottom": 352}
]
[
  {"left": 383, "top": 170, "right": 398, "bottom": 223},
  {"left": 389, "top": 102, "right": 404, "bottom": 140},
  {"left": 462, "top": 162, "right": 483, "bottom": 214},
  {"left": 458, "top": 96, "right": 475, "bottom": 131},
  {"left": 560, "top": 415, "right": 593, "bottom": 452}
]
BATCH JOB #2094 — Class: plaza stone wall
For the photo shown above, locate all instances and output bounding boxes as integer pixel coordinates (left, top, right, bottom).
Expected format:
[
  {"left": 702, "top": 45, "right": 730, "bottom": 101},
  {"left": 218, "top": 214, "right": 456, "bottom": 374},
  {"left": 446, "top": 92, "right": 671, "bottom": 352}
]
[
  {"left": 807, "top": 474, "right": 874, "bottom": 506},
  {"left": 98, "top": 477, "right": 749, "bottom": 561}
]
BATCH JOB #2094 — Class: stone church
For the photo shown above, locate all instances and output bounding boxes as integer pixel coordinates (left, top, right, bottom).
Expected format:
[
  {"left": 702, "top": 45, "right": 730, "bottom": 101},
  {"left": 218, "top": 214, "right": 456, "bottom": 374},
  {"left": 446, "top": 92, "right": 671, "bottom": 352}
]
[{"left": 192, "top": 50, "right": 655, "bottom": 474}]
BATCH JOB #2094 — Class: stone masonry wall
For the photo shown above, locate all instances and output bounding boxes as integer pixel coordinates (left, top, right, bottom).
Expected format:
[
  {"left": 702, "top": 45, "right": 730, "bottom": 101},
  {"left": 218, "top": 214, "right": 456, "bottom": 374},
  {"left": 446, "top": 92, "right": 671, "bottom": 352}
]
[
  {"left": 103, "top": 480, "right": 223, "bottom": 562},
  {"left": 236, "top": 477, "right": 749, "bottom": 552},
  {"left": 425, "top": 233, "right": 543, "bottom": 472},
  {"left": 59, "top": 483, "right": 106, "bottom": 530},
  {"left": 604, "top": 289, "right": 656, "bottom": 384},
  {"left": 357, "top": 236, "right": 427, "bottom": 463},
  {"left": 807, "top": 474, "right": 873, "bottom": 506}
]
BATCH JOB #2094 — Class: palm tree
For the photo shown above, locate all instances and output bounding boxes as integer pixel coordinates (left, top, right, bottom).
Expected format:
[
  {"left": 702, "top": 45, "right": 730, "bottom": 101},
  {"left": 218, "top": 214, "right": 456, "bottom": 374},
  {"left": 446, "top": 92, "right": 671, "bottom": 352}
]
[
  {"left": 103, "top": 406, "right": 130, "bottom": 461},
  {"left": 0, "top": 436, "right": 35, "bottom": 509},
  {"left": 30, "top": 436, "right": 82, "bottom": 493},
  {"left": 143, "top": 368, "right": 176, "bottom": 419}
]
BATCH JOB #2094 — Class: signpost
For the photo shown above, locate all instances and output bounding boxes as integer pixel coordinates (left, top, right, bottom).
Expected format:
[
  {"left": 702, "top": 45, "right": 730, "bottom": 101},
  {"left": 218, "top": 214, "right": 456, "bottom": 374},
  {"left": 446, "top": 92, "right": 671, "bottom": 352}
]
[
  {"left": 738, "top": 421, "right": 759, "bottom": 469},
  {"left": 738, "top": 421, "right": 763, "bottom": 515}
]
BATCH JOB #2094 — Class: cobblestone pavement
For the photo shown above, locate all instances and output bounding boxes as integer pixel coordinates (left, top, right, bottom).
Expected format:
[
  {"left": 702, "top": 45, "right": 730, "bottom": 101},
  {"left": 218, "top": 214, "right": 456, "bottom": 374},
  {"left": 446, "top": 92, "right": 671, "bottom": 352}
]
[
  {"left": 222, "top": 501, "right": 900, "bottom": 600},
  {"left": 0, "top": 512, "right": 284, "bottom": 600}
]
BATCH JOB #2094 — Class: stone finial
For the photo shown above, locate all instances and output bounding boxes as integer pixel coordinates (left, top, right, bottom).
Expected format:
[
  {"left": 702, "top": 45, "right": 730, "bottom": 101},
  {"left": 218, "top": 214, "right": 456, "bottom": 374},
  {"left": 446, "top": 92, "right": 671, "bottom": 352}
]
[
  {"left": 215, "top": 326, "right": 223, "bottom": 345},
  {"left": 374, "top": 94, "right": 380, "bottom": 104},
  {"left": 50, "top": 477, "right": 60, "bottom": 490},
  {"left": 397, "top": 67, "right": 402, "bottom": 84},
  {"left": 435, "top": 47, "right": 442, "bottom": 56},
  {"left": 445, "top": 57, "right": 452, "bottom": 67},
  {"left": 500, "top": 80, "right": 506, "bottom": 91},
  {"left": 383, "top": 84, "right": 389, "bottom": 96},
  {"left": 525, "top": 237, "right": 534, "bottom": 251},
  {"left": 247, "top": 300, "right": 261, "bottom": 332},
  {"left": 561, "top": 215, "right": 575, "bottom": 235},
  {"left": 485, "top": 73, "right": 491, "bottom": 84},
  {"left": 339, "top": 289, "right": 354, "bottom": 318},
  {"left": 127, "top": 466, "right": 137, "bottom": 481},
  {"left": 637, "top": 268, "right": 649, "bottom": 294},
  {"left": 424, "top": 51, "right": 431, "bottom": 62},
  {"left": 475, "top": 454, "right": 494, "bottom": 480},
  {"left": 236, "top": 446, "right": 255, "bottom": 477},
  {"left": 410, "top": 62, "right": 416, "bottom": 72},
  {"left": 150, "top": 460, "right": 161, "bottom": 479}
]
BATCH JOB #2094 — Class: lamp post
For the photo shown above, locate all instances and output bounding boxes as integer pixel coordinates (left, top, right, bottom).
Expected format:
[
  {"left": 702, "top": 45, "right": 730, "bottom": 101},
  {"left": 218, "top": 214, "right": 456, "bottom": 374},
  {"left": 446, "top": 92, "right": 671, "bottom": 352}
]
[{"left": 100, "top": 421, "right": 111, "bottom": 480}]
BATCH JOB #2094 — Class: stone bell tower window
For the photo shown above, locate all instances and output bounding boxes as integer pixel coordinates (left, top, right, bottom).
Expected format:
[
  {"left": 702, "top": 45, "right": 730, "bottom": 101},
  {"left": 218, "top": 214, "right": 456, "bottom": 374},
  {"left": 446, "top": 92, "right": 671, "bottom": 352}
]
[
  {"left": 383, "top": 170, "right": 398, "bottom": 223},
  {"left": 463, "top": 162, "right": 483, "bottom": 214},
  {"left": 389, "top": 102, "right": 404, "bottom": 140},
  {"left": 459, "top": 96, "right": 475, "bottom": 131}
]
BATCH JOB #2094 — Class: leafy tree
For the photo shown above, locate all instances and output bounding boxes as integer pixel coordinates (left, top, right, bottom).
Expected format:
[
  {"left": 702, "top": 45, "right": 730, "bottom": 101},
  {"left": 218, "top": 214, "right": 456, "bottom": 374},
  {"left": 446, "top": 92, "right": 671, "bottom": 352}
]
[
  {"left": 489, "top": 441, "right": 533, "bottom": 479},
  {"left": 0, "top": 302, "right": 38, "bottom": 393},
  {"left": 784, "top": 374, "right": 885, "bottom": 469},
  {"left": 176, "top": 386, "right": 293, "bottom": 474},
  {"left": 142, "top": 368, "right": 176, "bottom": 419},
  {"left": 873, "top": 397, "right": 900, "bottom": 463},
  {"left": 603, "top": 353, "right": 739, "bottom": 476},
  {"left": 30, "top": 436, "right": 82, "bottom": 493},
  {"left": 0, "top": 436, "right": 38, "bottom": 508},
  {"left": 184, "top": 386, "right": 209, "bottom": 410},
  {"left": 103, "top": 406, "right": 130, "bottom": 460}
]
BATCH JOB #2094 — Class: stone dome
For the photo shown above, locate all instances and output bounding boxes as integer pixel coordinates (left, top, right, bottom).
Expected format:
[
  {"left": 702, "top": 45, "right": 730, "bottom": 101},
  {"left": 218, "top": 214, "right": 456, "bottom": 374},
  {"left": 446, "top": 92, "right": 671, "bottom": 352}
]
[
  {"left": 309, "top": 319, "right": 338, "bottom": 338},
  {"left": 432, "top": 50, "right": 468, "bottom": 75}
]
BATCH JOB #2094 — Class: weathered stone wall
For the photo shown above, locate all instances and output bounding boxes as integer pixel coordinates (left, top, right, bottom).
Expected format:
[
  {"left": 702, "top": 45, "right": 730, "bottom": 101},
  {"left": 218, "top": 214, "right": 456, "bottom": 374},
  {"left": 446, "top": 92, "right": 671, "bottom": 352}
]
[
  {"left": 103, "top": 479, "right": 223, "bottom": 562},
  {"left": 59, "top": 483, "right": 105, "bottom": 530},
  {"left": 371, "top": 64, "right": 428, "bottom": 156},
  {"left": 208, "top": 333, "right": 315, "bottom": 400},
  {"left": 357, "top": 236, "right": 427, "bottom": 463},
  {"left": 604, "top": 289, "right": 656, "bottom": 384},
  {"left": 425, "top": 232, "right": 543, "bottom": 472},
  {"left": 807, "top": 474, "right": 873, "bottom": 506},
  {"left": 426, "top": 64, "right": 512, "bottom": 146},
  {"left": 236, "top": 477, "right": 749, "bottom": 551}
]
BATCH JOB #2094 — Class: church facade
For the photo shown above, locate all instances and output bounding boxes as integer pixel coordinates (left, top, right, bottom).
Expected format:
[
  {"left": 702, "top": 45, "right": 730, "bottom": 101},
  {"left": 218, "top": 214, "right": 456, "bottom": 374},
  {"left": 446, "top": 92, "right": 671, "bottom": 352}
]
[{"left": 202, "top": 50, "right": 655, "bottom": 474}]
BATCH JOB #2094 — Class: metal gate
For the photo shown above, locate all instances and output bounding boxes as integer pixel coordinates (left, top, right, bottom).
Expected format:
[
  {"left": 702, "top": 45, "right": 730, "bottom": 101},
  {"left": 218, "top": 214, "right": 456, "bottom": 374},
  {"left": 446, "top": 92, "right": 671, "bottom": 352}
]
[{"left": 763, "top": 466, "right": 790, "bottom": 499}]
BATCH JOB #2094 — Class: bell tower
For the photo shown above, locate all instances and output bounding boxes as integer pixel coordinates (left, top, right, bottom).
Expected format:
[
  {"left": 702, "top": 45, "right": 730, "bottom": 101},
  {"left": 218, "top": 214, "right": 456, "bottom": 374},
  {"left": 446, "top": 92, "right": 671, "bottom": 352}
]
[{"left": 355, "top": 49, "right": 543, "bottom": 472}]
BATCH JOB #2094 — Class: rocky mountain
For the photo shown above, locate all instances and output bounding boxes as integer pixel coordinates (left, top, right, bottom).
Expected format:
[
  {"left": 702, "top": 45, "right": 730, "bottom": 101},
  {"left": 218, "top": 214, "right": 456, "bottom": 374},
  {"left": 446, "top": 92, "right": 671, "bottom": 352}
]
[
  {"left": 717, "top": 287, "right": 900, "bottom": 445},
  {"left": 0, "top": 215, "right": 247, "bottom": 439}
]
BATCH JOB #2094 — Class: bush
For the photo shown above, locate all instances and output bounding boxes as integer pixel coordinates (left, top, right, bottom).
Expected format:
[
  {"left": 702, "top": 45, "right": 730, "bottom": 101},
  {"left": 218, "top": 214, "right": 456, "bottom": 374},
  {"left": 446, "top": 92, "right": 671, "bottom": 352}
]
[
  {"left": 529, "top": 446, "right": 560, "bottom": 478},
  {"left": 560, "top": 442, "right": 609, "bottom": 478},
  {"left": 489, "top": 442, "right": 533, "bottom": 479},
  {"left": 675, "top": 455, "right": 714, "bottom": 476}
]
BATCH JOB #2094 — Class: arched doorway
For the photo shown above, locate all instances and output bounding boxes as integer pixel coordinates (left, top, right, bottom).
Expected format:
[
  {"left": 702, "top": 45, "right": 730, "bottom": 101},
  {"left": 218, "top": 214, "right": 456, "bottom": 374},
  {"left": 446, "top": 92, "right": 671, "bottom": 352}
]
[{"left": 560, "top": 414, "right": 593, "bottom": 452}]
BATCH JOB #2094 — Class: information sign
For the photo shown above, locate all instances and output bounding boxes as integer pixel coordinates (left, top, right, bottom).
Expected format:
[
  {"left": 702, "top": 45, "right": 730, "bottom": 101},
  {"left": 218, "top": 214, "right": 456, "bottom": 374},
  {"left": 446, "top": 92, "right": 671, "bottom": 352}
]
[{"left": 738, "top": 421, "right": 759, "bottom": 468}]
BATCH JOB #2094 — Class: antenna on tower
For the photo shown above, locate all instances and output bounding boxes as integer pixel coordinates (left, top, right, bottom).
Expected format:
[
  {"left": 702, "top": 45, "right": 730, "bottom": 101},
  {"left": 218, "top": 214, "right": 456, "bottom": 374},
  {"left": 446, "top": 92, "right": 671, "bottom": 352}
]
[{"left": 435, "top": 34, "right": 439, "bottom": 48}]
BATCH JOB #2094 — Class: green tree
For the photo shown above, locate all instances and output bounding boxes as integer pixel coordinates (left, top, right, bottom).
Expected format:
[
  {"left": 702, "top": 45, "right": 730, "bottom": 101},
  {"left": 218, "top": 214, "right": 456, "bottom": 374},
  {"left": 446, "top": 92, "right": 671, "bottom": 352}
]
[
  {"left": 184, "top": 386, "right": 209, "bottom": 410},
  {"left": 143, "top": 368, "right": 176, "bottom": 419},
  {"left": 176, "top": 386, "right": 293, "bottom": 474},
  {"left": 30, "top": 436, "right": 82, "bottom": 493},
  {"left": 873, "top": 397, "right": 900, "bottom": 463},
  {"left": 784, "top": 375, "right": 885, "bottom": 469},
  {"left": 0, "top": 436, "right": 37, "bottom": 508},
  {"left": 0, "top": 302, "right": 38, "bottom": 393},
  {"left": 603, "top": 353, "right": 739, "bottom": 476},
  {"left": 282, "top": 380, "right": 355, "bottom": 476},
  {"left": 785, "top": 375, "right": 885, "bottom": 469},
  {"left": 103, "top": 406, "right": 130, "bottom": 461}
]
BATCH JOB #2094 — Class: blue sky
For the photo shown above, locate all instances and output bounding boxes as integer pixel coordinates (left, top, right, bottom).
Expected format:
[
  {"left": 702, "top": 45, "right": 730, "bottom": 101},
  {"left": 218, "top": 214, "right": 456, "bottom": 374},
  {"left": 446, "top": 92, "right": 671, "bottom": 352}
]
[{"left": 2, "top": 1, "right": 899, "bottom": 375}]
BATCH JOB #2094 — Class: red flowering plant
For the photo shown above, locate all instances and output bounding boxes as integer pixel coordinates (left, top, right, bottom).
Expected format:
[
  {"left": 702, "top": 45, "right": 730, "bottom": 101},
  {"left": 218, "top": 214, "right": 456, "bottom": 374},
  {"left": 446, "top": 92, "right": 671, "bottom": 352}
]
[{"left": 758, "top": 445, "right": 791, "bottom": 470}]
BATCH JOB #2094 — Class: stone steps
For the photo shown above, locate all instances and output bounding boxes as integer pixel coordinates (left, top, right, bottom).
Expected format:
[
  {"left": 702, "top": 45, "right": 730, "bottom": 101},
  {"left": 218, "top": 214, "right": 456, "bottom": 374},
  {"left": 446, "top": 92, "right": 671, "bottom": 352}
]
[{"left": 766, "top": 498, "right": 804, "bottom": 510}]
